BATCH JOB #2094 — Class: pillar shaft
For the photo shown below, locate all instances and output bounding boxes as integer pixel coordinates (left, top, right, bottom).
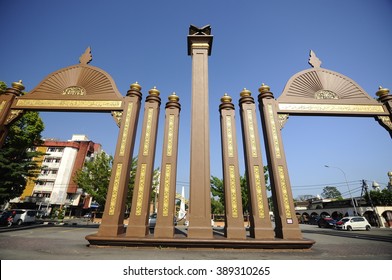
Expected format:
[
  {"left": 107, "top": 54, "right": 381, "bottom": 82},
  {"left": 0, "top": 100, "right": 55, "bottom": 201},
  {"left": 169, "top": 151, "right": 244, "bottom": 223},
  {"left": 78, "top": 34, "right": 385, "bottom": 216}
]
[
  {"left": 187, "top": 30, "right": 213, "bottom": 238},
  {"left": 0, "top": 85, "right": 24, "bottom": 147},
  {"left": 154, "top": 95, "right": 181, "bottom": 238},
  {"left": 258, "top": 89, "right": 302, "bottom": 239},
  {"left": 126, "top": 91, "right": 161, "bottom": 237},
  {"left": 239, "top": 93, "right": 275, "bottom": 239},
  {"left": 97, "top": 86, "right": 142, "bottom": 237},
  {"left": 219, "top": 98, "right": 246, "bottom": 239}
]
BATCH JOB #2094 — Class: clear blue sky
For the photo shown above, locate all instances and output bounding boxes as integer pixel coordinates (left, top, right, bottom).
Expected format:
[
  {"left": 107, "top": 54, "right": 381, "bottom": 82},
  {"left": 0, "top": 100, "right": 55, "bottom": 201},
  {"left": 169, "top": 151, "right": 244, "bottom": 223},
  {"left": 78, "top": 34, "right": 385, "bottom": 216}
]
[{"left": 1, "top": 0, "right": 391, "bottom": 200}]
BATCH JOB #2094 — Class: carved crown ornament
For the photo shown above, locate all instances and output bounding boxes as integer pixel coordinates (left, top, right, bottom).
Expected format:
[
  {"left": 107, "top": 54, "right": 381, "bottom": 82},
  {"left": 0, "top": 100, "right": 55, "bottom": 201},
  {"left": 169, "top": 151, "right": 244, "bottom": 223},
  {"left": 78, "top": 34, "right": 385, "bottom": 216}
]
[
  {"left": 278, "top": 50, "right": 379, "bottom": 105},
  {"left": 14, "top": 47, "right": 124, "bottom": 113}
]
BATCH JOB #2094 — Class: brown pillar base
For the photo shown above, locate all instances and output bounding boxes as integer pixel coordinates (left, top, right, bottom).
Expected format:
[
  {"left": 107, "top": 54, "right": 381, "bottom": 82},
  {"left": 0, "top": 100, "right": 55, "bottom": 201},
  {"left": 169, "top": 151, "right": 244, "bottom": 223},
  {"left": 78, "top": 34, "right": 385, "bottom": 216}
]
[
  {"left": 275, "top": 227, "right": 303, "bottom": 240},
  {"left": 251, "top": 227, "right": 275, "bottom": 240},
  {"left": 154, "top": 225, "right": 175, "bottom": 238},
  {"left": 187, "top": 226, "right": 213, "bottom": 239},
  {"left": 96, "top": 224, "right": 126, "bottom": 237},
  {"left": 225, "top": 226, "right": 247, "bottom": 239},
  {"left": 125, "top": 225, "right": 149, "bottom": 238}
]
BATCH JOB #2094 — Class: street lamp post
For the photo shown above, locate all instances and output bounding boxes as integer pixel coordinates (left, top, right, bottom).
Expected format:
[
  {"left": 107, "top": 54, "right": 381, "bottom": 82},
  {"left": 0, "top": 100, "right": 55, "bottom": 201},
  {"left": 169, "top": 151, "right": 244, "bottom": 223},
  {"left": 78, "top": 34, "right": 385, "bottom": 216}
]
[{"left": 325, "top": 165, "right": 359, "bottom": 216}]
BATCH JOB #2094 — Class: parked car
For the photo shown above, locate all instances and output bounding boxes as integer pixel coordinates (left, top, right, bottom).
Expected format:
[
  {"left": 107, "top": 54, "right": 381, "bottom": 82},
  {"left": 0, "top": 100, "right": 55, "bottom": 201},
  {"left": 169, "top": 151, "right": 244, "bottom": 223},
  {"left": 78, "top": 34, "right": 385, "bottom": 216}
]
[
  {"left": 10, "top": 209, "right": 37, "bottom": 225},
  {"left": 308, "top": 215, "right": 320, "bottom": 225},
  {"left": 0, "top": 211, "right": 15, "bottom": 227},
  {"left": 335, "top": 216, "right": 371, "bottom": 231},
  {"left": 317, "top": 217, "right": 336, "bottom": 228}
]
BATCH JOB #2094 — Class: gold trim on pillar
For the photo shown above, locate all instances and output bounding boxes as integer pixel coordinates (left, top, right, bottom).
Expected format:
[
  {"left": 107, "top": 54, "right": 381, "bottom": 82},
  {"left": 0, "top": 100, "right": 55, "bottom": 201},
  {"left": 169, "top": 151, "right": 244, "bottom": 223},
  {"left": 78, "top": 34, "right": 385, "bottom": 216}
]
[
  {"left": 0, "top": 101, "right": 6, "bottom": 112},
  {"left": 108, "top": 163, "right": 123, "bottom": 215},
  {"left": 162, "top": 164, "right": 172, "bottom": 216},
  {"left": 135, "top": 163, "right": 147, "bottom": 216},
  {"left": 253, "top": 165, "right": 265, "bottom": 218},
  {"left": 278, "top": 165, "right": 292, "bottom": 221},
  {"left": 226, "top": 115, "right": 234, "bottom": 157},
  {"left": 246, "top": 110, "right": 257, "bottom": 157},
  {"left": 229, "top": 165, "right": 238, "bottom": 218},
  {"left": 267, "top": 104, "right": 281, "bottom": 159},
  {"left": 5, "top": 110, "right": 24, "bottom": 125},
  {"left": 119, "top": 103, "right": 133, "bottom": 156},
  {"left": 167, "top": 115, "right": 175, "bottom": 157},
  {"left": 143, "top": 108, "right": 154, "bottom": 156}
]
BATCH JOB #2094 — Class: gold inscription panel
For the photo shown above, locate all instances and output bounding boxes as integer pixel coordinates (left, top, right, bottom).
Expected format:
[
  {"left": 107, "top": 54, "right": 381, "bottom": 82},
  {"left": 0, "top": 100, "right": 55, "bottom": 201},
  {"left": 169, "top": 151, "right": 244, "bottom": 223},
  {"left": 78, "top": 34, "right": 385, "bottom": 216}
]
[
  {"left": 109, "top": 163, "right": 123, "bottom": 215},
  {"left": 0, "top": 100, "right": 6, "bottom": 113},
  {"left": 278, "top": 165, "right": 292, "bottom": 219},
  {"left": 246, "top": 109, "right": 257, "bottom": 157},
  {"left": 15, "top": 99, "right": 122, "bottom": 109},
  {"left": 162, "top": 164, "right": 171, "bottom": 216},
  {"left": 226, "top": 116, "right": 234, "bottom": 158},
  {"left": 279, "top": 103, "right": 385, "bottom": 114},
  {"left": 135, "top": 163, "right": 147, "bottom": 216},
  {"left": 143, "top": 108, "right": 154, "bottom": 156},
  {"left": 119, "top": 103, "right": 133, "bottom": 156},
  {"left": 167, "top": 115, "right": 175, "bottom": 157},
  {"left": 253, "top": 165, "right": 265, "bottom": 218},
  {"left": 267, "top": 104, "right": 281, "bottom": 159},
  {"left": 229, "top": 165, "right": 238, "bottom": 218}
]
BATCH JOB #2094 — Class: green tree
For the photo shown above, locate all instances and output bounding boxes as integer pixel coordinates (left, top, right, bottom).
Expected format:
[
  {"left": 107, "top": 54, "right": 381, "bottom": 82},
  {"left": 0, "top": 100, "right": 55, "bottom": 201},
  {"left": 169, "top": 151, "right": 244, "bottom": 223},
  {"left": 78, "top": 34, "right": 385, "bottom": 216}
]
[
  {"left": 0, "top": 81, "right": 45, "bottom": 204},
  {"left": 368, "top": 189, "right": 392, "bottom": 206},
  {"left": 321, "top": 186, "right": 342, "bottom": 199},
  {"left": 210, "top": 166, "right": 271, "bottom": 214},
  {"left": 74, "top": 154, "right": 159, "bottom": 212},
  {"left": 73, "top": 151, "right": 113, "bottom": 209}
]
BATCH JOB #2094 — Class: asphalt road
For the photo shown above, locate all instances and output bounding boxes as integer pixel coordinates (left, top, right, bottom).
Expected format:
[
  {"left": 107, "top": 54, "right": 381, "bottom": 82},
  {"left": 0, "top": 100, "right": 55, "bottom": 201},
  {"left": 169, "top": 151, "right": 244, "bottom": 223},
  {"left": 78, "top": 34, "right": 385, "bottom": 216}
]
[{"left": 0, "top": 222, "right": 391, "bottom": 260}]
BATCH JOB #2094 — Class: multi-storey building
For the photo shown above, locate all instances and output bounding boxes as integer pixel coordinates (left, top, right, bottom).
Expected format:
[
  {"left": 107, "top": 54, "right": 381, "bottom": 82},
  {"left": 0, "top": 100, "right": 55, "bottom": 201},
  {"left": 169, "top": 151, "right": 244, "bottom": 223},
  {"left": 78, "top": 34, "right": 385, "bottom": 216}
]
[{"left": 12, "top": 134, "right": 101, "bottom": 216}]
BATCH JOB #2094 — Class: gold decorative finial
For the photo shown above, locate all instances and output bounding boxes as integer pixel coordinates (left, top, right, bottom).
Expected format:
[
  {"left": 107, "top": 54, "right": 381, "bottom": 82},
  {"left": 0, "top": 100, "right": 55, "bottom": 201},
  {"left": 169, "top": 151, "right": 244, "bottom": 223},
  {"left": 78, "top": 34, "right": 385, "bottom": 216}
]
[
  {"left": 12, "top": 80, "right": 25, "bottom": 91},
  {"left": 258, "top": 83, "right": 270, "bottom": 93},
  {"left": 308, "top": 50, "right": 322, "bottom": 68},
  {"left": 376, "top": 86, "right": 390, "bottom": 97},
  {"left": 130, "top": 81, "right": 142, "bottom": 91},
  {"left": 168, "top": 92, "right": 179, "bottom": 102},
  {"left": 79, "top": 47, "right": 92, "bottom": 64},
  {"left": 220, "top": 93, "right": 232, "bottom": 103},
  {"left": 240, "top": 88, "right": 251, "bottom": 97},
  {"left": 149, "top": 86, "right": 160, "bottom": 96}
]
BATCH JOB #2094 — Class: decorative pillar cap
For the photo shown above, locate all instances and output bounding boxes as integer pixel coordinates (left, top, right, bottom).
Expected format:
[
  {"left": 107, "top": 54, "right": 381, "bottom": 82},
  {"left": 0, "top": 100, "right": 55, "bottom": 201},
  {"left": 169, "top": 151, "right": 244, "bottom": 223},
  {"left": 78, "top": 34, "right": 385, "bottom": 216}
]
[
  {"left": 240, "top": 88, "right": 251, "bottom": 97},
  {"left": 130, "top": 81, "right": 142, "bottom": 91},
  {"left": 149, "top": 86, "right": 160, "bottom": 96},
  {"left": 168, "top": 92, "right": 179, "bottom": 102},
  {"left": 12, "top": 80, "right": 25, "bottom": 91},
  {"left": 258, "top": 83, "right": 270, "bottom": 94},
  {"left": 220, "top": 93, "right": 232, "bottom": 103},
  {"left": 376, "top": 86, "right": 390, "bottom": 97}
]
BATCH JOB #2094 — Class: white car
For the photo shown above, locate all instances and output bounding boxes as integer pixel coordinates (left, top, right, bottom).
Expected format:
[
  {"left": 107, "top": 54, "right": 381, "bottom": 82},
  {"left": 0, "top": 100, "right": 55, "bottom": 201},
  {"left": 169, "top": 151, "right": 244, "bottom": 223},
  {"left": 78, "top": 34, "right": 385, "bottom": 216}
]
[{"left": 335, "top": 216, "right": 371, "bottom": 231}]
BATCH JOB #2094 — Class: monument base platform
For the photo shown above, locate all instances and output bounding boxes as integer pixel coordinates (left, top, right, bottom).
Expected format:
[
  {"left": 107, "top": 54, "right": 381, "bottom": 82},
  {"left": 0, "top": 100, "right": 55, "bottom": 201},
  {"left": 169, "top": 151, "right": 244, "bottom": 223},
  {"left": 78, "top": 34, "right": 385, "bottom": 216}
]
[{"left": 85, "top": 232, "right": 315, "bottom": 250}]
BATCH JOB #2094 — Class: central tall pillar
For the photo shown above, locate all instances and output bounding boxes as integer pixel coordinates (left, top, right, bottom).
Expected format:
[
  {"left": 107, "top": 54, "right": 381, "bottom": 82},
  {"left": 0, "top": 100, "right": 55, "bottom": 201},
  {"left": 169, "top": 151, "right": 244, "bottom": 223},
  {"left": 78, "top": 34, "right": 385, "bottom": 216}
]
[{"left": 187, "top": 25, "right": 213, "bottom": 239}]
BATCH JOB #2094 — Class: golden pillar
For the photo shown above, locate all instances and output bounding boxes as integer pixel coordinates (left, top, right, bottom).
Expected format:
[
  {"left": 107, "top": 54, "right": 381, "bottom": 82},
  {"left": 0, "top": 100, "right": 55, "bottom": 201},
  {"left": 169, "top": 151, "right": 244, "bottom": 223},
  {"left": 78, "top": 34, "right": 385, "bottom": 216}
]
[
  {"left": 257, "top": 84, "right": 302, "bottom": 239},
  {"left": 239, "top": 88, "right": 275, "bottom": 239},
  {"left": 154, "top": 92, "right": 181, "bottom": 238},
  {"left": 126, "top": 87, "right": 161, "bottom": 237},
  {"left": 219, "top": 93, "right": 246, "bottom": 239},
  {"left": 95, "top": 82, "right": 142, "bottom": 237}
]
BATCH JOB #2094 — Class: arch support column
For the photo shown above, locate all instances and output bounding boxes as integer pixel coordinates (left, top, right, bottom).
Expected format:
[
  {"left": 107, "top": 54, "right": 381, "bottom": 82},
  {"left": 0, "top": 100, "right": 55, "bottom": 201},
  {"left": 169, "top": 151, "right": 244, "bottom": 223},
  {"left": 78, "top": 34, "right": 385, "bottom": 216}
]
[
  {"left": 154, "top": 93, "right": 181, "bottom": 238},
  {"left": 239, "top": 89, "right": 275, "bottom": 239},
  {"left": 126, "top": 87, "right": 161, "bottom": 237},
  {"left": 96, "top": 83, "right": 142, "bottom": 237},
  {"left": 257, "top": 84, "right": 302, "bottom": 240},
  {"left": 219, "top": 93, "right": 246, "bottom": 239}
]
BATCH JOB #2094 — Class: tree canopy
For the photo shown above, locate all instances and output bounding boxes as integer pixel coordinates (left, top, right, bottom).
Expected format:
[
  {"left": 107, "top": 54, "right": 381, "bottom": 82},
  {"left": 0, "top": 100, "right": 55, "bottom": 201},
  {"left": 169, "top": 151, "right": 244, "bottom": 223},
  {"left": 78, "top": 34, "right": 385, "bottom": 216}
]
[
  {"left": 0, "top": 81, "right": 45, "bottom": 204},
  {"left": 321, "top": 186, "right": 343, "bottom": 199}
]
